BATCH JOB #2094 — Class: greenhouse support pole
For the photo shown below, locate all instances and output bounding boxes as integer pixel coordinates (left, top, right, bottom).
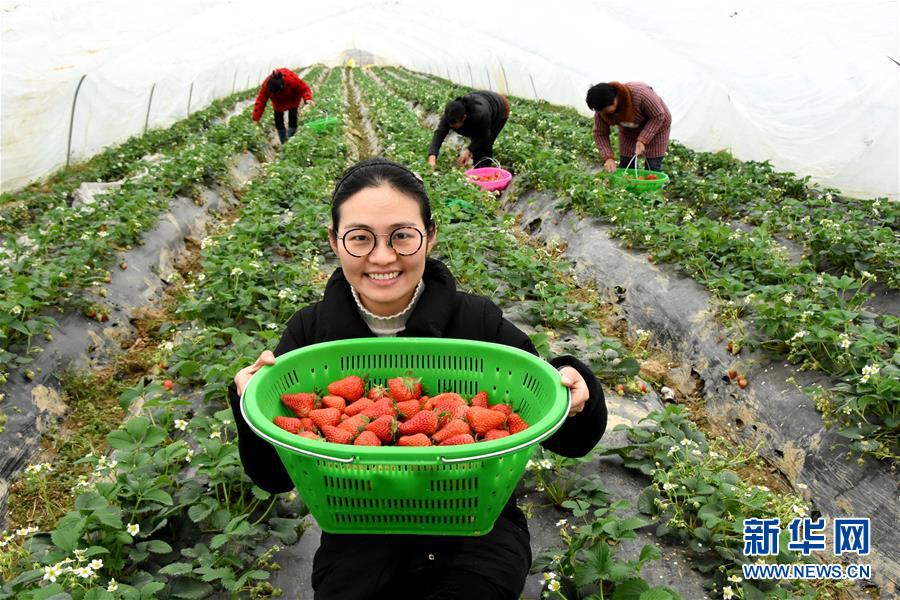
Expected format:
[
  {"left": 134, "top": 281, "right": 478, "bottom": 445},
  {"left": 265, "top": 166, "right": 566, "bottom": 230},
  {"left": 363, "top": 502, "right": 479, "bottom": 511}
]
[
  {"left": 529, "top": 72, "right": 539, "bottom": 101},
  {"left": 144, "top": 82, "right": 156, "bottom": 134},
  {"left": 66, "top": 74, "right": 87, "bottom": 167},
  {"left": 456, "top": 64, "right": 463, "bottom": 84},
  {"left": 467, "top": 63, "right": 474, "bottom": 87},
  {"left": 246, "top": 75, "right": 250, "bottom": 90},
  {"left": 232, "top": 69, "right": 238, "bottom": 94},
  {"left": 499, "top": 60, "right": 509, "bottom": 94},
  {"left": 485, "top": 66, "right": 492, "bottom": 90},
  {"left": 187, "top": 82, "right": 194, "bottom": 116}
]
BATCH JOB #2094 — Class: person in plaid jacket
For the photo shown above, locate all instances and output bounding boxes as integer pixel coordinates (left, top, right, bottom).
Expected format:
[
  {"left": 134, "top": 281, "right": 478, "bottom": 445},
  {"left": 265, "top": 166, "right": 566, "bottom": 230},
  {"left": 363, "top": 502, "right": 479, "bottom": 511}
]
[
  {"left": 253, "top": 68, "right": 315, "bottom": 143},
  {"left": 586, "top": 82, "right": 671, "bottom": 173}
]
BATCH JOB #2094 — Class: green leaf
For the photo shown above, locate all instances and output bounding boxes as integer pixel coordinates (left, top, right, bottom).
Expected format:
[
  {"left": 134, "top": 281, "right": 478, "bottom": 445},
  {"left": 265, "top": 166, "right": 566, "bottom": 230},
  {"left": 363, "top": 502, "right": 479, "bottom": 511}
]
[
  {"left": 638, "top": 544, "right": 661, "bottom": 564},
  {"left": 139, "top": 582, "right": 165, "bottom": 599},
  {"left": 188, "top": 501, "right": 214, "bottom": 523},
  {"left": 244, "top": 570, "right": 269, "bottom": 580},
  {"left": 143, "top": 489, "right": 174, "bottom": 506},
  {"left": 251, "top": 486, "right": 271, "bottom": 501},
  {"left": 145, "top": 540, "right": 173, "bottom": 554},
  {"left": 610, "top": 578, "right": 650, "bottom": 600},
  {"left": 575, "top": 542, "right": 611, "bottom": 587},
  {"left": 83, "top": 589, "right": 114, "bottom": 600},
  {"left": 170, "top": 579, "right": 213, "bottom": 599},
  {"left": 31, "top": 585, "right": 69, "bottom": 600},
  {"left": 197, "top": 566, "right": 234, "bottom": 582},
  {"left": 75, "top": 492, "right": 108, "bottom": 512},
  {"left": 51, "top": 514, "right": 85, "bottom": 552},
  {"left": 92, "top": 507, "right": 123, "bottom": 529},
  {"left": 159, "top": 562, "right": 194, "bottom": 576}
]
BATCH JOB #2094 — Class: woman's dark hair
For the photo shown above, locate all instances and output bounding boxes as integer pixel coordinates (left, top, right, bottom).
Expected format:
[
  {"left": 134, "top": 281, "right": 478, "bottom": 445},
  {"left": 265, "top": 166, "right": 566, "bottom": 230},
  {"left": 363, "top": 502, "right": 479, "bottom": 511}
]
[
  {"left": 266, "top": 71, "right": 285, "bottom": 94},
  {"left": 330, "top": 158, "right": 435, "bottom": 234},
  {"left": 444, "top": 98, "right": 467, "bottom": 124},
  {"left": 585, "top": 83, "right": 617, "bottom": 111}
]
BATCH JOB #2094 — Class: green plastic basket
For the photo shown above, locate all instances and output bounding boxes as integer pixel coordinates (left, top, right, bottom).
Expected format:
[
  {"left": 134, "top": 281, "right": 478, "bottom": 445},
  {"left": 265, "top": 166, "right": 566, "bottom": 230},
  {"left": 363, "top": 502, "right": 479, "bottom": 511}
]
[
  {"left": 611, "top": 168, "right": 669, "bottom": 193},
  {"left": 241, "top": 337, "right": 570, "bottom": 536},
  {"left": 303, "top": 116, "right": 340, "bottom": 132}
]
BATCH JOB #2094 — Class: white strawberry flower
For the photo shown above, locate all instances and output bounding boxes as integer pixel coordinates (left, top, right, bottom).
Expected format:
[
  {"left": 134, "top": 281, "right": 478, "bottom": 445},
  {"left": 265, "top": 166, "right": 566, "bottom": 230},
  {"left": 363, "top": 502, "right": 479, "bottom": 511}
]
[
  {"left": 43, "top": 564, "right": 64, "bottom": 582},
  {"left": 126, "top": 523, "right": 140, "bottom": 536}
]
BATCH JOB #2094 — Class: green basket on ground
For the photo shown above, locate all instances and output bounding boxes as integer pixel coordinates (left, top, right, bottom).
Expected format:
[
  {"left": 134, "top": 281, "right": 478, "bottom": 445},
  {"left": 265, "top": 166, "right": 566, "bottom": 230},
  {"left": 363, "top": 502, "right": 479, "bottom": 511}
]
[
  {"left": 241, "top": 337, "right": 570, "bottom": 536},
  {"left": 303, "top": 116, "right": 340, "bottom": 132},
  {"left": 611, "top": 168, "right": 669, "bottom": 193}
]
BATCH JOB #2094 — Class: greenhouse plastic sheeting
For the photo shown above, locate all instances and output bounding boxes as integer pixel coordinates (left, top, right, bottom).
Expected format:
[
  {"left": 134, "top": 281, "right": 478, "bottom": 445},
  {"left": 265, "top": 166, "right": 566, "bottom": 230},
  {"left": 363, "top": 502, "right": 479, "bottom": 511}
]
[{"left": 2, "top": 0, "right": 898, "bottom": 199}]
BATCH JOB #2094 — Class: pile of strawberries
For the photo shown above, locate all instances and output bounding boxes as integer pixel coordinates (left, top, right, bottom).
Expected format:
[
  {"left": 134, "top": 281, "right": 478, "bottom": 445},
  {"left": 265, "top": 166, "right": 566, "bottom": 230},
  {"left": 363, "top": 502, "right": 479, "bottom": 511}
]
[{"left": 272, "top": 374, "right": 528, "bottom": 447}]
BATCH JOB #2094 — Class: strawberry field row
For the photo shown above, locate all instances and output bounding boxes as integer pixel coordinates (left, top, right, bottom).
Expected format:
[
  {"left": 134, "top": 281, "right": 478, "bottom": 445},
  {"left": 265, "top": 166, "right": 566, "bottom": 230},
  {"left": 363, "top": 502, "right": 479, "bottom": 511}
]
[
  {"left": 0, "top": 67, "right": 344, "bottom": 599},
  {"left": 385, "top": 67, "right": 899, "bottom": 290},
  {"left": 373, "top": 67, "right": 899, "bottom": 461},
  {"left": 354, "top": 69, "right": 833, "bottom": 600}
]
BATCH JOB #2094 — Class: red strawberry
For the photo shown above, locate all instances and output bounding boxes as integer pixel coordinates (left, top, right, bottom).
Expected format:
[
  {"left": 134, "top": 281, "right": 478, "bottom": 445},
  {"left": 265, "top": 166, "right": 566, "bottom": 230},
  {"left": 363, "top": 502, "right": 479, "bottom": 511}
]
[
  {"left": 484, "top": 429, "right": 510, "bottom": 441},
  {"left": 321, "top": 425, "right": 354, "bottom": 444},
  {"left": 467, "top": 407, "right": 507, "bottom": 436},
  {"left": 738, "top": 378, "right": 748, "bottom": 389},
  {"left": 432, "top": 393, "right": 466, "bottom": 411},
  {"left": 338, "top": 414, "right": 370, "bottom": 435},
  {"left": 364, "top": 415, "right": 398, "bottom": 443},
  {"left": 490, "top": 404, "right": 512, "bottom": 416},
  {"left": 327, "top": 375, "right": 365, "bottom": 401},
  {"left": 299, "top": 417, "right": 315, "bottom": 431},
  {"left": 507, "top": 413, "right": 528, "bottom": 435},
  {"left": 437, "top": 403, "right": 468, "bottom": 428},
  {"left": 420, "top": 396, "right": 433, "bottom": 411},
  {"left": 281, "top": 392, "right": 317, "bottom": 418},
  {"left": 321, "top": 395, "right": 347, "bottom": 412},
  {"left": 396, "top": 400, "right": 421, "bottom": 420},
  {"left": 368, "top": 384, "right": 390, "bottom": 400},
  {"left": 274, "top": 416, "right": 303, "bottom": 434},
  {"left": 388, "top": 376, "right": 421, "bottom": 402},
  {"left": 397, "top": 433, "right": 432, "bottom": 447},
  {"left": 439, "top": 433, "right": 475, "bottom": 446},
  {"left": 398, "top": 410, "right": 438, "bottom": 436},
  {"left": 309, "top": 408, "right": 341, "bottom": 430},
  {"left": 299, "top": 431, "right": 320, "bottom": 440},
  {"left": 362, "top": 399, "right": 396, "bottom": 420},
  {"left": 432, "top": 419, "right": 471, "bottom": 443},
  {"left": 354, "top": 431, "right": 381, "bottom": 446},
  {"left": 163, "top": 379, "right": 174, "bottom": 391},
  {"left": 469, "top": 391, "right": 488, "bottom": 408},
  {"left": 344, "top": 398, "right": 375, "bottom": 417},
  {"left": 728, "top": 369, "right": 739, "bottom": 381}
]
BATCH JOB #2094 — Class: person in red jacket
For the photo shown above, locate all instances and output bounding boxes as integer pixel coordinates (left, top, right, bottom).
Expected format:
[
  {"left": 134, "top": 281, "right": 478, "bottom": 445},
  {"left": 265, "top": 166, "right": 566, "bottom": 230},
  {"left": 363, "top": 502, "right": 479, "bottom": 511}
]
[
  {"left": 253, "top": 68, "right": 315, "bottom": 143},
  {"left": 586, "top": 82, "right": 671, "bottom": 173}
]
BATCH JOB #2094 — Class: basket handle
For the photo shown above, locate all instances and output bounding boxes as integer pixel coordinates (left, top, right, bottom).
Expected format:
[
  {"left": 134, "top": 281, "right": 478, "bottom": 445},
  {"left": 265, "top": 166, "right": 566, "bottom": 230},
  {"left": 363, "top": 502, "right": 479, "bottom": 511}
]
[{"left": 438, "top": 388, "right": 572, "bottom": 464}]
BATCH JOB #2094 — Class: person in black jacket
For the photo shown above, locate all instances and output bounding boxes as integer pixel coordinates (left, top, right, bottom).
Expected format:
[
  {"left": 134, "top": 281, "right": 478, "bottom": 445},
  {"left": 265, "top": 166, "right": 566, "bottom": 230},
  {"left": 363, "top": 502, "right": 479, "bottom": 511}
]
[
  {"left": 426, "top": 91, "right": 511, "bottom": 170},
  {"left": 228, "top": 157, "right": 607, "bottom": 600}
]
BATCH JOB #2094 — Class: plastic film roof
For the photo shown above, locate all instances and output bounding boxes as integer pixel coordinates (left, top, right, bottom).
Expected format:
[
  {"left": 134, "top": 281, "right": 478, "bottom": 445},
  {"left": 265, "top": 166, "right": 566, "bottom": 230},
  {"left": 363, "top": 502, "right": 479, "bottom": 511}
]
[{"left": 2, "top": 0, "right": 898, "bottom": 199}]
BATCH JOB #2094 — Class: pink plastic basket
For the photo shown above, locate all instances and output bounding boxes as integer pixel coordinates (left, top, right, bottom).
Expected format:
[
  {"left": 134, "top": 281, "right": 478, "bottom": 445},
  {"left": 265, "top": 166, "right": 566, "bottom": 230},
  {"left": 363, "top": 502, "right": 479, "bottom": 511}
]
[{"left": 465, "top": 167, "right": 512, "bottom": 192}]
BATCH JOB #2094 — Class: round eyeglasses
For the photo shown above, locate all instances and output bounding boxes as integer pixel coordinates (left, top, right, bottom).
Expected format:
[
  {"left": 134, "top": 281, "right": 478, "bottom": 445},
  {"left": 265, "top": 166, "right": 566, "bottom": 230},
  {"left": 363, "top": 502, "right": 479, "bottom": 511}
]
[{"left": 336, "top": 227, "right": 425, "bottom": 258}]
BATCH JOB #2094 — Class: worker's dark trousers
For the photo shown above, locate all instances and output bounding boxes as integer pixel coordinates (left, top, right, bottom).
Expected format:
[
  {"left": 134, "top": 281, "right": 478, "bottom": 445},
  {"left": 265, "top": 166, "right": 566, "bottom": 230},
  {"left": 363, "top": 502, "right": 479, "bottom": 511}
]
[
  {"left": 274, "top": 107, "right": 299, "bottom": 141},
  {"left": 311, "top": 514, "right": 529, "bottom": 600}
]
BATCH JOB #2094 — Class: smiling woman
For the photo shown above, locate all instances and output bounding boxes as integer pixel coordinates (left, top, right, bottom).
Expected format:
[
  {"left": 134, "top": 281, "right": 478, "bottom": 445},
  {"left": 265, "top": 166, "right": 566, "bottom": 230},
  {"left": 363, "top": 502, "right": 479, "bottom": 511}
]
[{"left": 227, "top": 157, "right": 609, "bottom": 600}]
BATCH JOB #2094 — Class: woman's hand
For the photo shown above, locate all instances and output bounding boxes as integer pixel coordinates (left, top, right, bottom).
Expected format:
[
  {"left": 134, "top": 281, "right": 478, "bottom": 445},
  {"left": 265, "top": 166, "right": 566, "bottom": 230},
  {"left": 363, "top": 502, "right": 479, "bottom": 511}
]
[
  {"left": 427, "top": 154, "right": 437, "bottom": 169},
  {"left": 234, "top": 350, "right": 276, "bottom": 396},
  {"left": 456, "top": 149, "right": 472, "bottom": 167},
  {"left": 558, "top": 366, "right": 589, "bottom": 417},
  {"left": 603, "top": 158, "right": 617, "bottom": 173},
  {"left": 635, "top": 140, "right": 646, "bottom": 157}
]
